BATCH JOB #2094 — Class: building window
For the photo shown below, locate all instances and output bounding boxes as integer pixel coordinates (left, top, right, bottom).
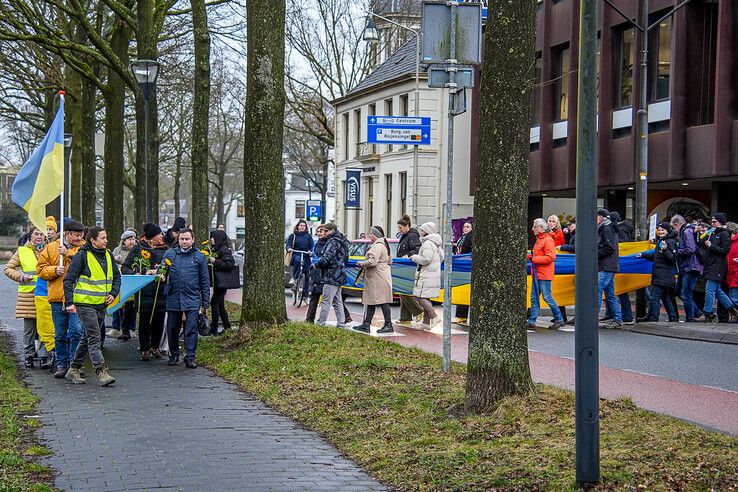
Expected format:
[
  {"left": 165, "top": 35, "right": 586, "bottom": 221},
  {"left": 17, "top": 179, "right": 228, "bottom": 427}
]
[
  {"left": 650, "top": 17, "right": 671, "bottom": 102},
  {"left": 354, "top": 108, "right": 362, "bottom": 158},
  {"left": 295, "top": 200, "right": 305, "bottom": 219},
  {"left": 400, "top": 172, "right": 407, "bottom": 216},
  {"left": 400, "top": 94, "right": 409, "bottom": 149},
  {"left": 366, "top": 178, "right": 374, "bottom": 228},
  {"left": 342, "top": 112, "right": 349, "bottom": 161},
  {"left": 237, "top": 201, "right": 245, "bottom": 217},
  {"left": 385, "top": 174, "right": 393, "bottom": 228},
  {"left": 552, "top": 44, "right": 570, "bottom": 121},
  {"left": 532, "top": 52, "right": 542, "bottom": 125},
  {"left": 614, "top": 27, "right": 636, "bottom": 108}
]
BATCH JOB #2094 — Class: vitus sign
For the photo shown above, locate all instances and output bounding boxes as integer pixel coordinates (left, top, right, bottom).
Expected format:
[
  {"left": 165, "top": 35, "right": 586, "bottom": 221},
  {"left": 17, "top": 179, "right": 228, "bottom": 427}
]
[{"left": 345, "top": 169, "right": 361, "bottom": 209}]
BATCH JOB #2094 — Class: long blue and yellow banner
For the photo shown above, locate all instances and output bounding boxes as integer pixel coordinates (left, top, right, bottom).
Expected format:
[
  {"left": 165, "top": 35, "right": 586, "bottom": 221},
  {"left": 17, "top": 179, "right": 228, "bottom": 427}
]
[{"left": 341, "top": 241, "right": 655, "bottom": 307}]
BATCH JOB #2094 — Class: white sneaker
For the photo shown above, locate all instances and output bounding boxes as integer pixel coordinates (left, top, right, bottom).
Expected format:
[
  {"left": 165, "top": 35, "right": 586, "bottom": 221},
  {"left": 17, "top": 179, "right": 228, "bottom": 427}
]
[
  {"left": 395, "top": 320, "right": 413, "bottom": 326},
  {"left": 106, "top": 329, "right": 122, "bottom": 338},
  {"left": 418, "top": 323, "right": 431, "bottom": 331},
  {"left": 413, "top": 313, "right": 424, "bottom": 322},
  {"left": 429, "top": 317, "right": 441, "bottom": 328},
  {"left": 288, "top": 278, "right": 295, "bottom": 286}
]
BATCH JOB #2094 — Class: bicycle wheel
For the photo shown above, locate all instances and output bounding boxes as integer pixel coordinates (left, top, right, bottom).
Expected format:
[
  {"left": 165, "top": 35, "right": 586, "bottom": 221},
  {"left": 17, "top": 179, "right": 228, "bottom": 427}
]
[
  {"left": 296, "top": 273, "right": 307, "bottom": 308},
  {"left": 291, "top": 279, "right": 299, "bottom": 305}
]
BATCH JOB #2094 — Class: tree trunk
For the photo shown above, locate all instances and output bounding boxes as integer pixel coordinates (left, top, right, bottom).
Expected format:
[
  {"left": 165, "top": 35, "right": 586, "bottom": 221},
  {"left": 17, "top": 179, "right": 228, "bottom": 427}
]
[
  {"left": 80, "top": 76, "right": 97, "bottom": 226},
  {"left": 191, "top": 0, "right": 211, "bottom": 241},
  {"left": 242, "top": 0, "right": 287, "bottom": 324},
  {"left": 103, "top": 13, "right": 131, "bottom": 241},
  {"left": 464, "top": 1, "right": 537, "bottom": 413}
]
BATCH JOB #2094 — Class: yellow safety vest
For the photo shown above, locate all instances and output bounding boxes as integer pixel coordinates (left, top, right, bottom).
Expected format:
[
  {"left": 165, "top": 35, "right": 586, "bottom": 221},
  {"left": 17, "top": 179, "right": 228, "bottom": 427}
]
[
  {"left": 17, "top": 246, "right": 38, "bottom": 293},
  {"left": 73, "top": 251, "right": 113, "bottom": 305}
]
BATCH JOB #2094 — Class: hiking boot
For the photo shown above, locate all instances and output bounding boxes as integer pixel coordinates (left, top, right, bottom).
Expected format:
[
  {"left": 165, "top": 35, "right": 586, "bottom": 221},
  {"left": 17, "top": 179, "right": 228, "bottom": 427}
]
[
  {"left": 702, "top": 312, "right": 716, "bottom": 323},
  {"left": 352, "top": 323, "right": 371, "bottom": 333},
  {"left": 549, "top": 321, "right": 566, "bottom": 330},
  {"left": 65, "top": 367, "right": 85, "bottom": 384},
  {"left": 565, "top": 317, "right": 575, "bottom": 325},
  {"left": 24, "top": 356, "right": 34, "bottom": 368},
  {"left": 184, "top": 358, "right": 197, "bottom": 369},
  {"left": 53, "top": 366, "right": 67, "bottom": 378},
  {"left": 377, "top": 323, "right": 394, "bottom": 334},
  {"left": 96, "top": 367, "right": 116, "bottom": 387}
]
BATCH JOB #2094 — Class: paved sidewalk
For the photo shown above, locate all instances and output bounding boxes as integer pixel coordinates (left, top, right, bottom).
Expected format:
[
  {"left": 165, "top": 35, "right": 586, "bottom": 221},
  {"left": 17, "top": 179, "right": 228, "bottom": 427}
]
[{"left": 1, "top": 283, "right": 383, "bottom": 491}]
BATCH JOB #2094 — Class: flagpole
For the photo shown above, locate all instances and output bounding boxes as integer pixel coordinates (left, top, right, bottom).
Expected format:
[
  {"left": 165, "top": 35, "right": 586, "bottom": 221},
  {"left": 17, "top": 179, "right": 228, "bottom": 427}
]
[{"left": 57, "top": 91, "right": 65, "bottom": 268}]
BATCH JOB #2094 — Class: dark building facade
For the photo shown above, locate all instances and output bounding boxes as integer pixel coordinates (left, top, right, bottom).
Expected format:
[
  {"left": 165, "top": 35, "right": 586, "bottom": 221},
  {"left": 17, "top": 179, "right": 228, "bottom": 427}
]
[{"left": 525, "top": 0, "right": 737, "bottom": 222}]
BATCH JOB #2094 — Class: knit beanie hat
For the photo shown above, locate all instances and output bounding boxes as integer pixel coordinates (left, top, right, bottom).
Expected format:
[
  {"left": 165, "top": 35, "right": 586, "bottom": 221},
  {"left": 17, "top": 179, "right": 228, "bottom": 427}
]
[
  {"left": 712, "top": 213, "right": 728, "bottom": 226},
  {"left": 657, "top": 222, "right": 672, "bottom": 232},
  {"left": 142, "top": 223, "right": 162, "bottom": 239},
  {"left": 46, "top": 216, "right": 57, "bottom": 233},
  {"left": 420, "top": 222, "right": 437, "bottom": 235},
  {"left": 172, "top": 216, "right": 186, "bottom": 232},
  {"left": 120, "top": 230, "right": 136, "bottom": 241}
]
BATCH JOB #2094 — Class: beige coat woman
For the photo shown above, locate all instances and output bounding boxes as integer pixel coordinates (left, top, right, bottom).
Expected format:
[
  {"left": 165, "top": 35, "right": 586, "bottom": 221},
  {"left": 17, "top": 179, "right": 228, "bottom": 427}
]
[
  {"left": 4, "top": 244, "right": 39, "bottom": 319},
  {"left": 359, "top": 240, "right": 393, "bottom": 305}
]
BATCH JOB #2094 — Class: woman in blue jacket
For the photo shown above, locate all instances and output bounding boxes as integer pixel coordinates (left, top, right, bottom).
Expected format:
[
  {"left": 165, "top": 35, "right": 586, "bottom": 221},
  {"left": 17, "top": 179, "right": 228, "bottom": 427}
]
[{"left": 285, "top": 219, "right": 314, "bottom": 295}]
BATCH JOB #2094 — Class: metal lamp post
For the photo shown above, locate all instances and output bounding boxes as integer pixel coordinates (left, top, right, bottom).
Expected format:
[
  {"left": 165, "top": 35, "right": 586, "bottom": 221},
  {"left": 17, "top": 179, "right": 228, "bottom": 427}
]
[
  {"left": 129, "top": 59, "right": 160, "bottom": 223},
  {"left": 363, "top": 13, "right": 422, "bottom": 224}
]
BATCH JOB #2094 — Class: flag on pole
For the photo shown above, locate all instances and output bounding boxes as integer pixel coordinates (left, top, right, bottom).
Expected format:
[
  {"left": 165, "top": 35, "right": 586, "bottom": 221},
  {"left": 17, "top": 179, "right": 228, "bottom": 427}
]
[{"left": 11, "top": 97, "right": 65, "bottom": 232}]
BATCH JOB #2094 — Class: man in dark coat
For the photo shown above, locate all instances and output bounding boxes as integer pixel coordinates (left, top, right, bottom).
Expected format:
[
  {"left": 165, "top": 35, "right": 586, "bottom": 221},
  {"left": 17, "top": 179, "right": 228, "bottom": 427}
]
[
  {"left": 606, "top": 212, "right": 634, "bottom": 324},
  {"left": 671, "top": 214, "right": 703, "bottom": 321},
  {"left": 395, "top": 215, "right": 424, "bottom": 324},
  {"left": 597, "top": 209, "right": 622, "bottom": 328},
  {"left": 315, "top": 223, "right": 349, "bottom": 326},
  {"left": 699, "top": 213, "right": 737, "bottom": 321},
  {"left": 306, "top": 226, "right": 328, "bottom": 324},
  {"left": 162, "top": 229, "right": 210, "bottom": 368}
]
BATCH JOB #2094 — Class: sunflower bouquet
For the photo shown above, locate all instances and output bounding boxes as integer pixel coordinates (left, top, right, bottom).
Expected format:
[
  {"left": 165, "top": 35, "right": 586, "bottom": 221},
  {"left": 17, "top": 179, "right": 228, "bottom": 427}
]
[
  {"left": 148, "top": 257, "right": 171, "bottom": 323},
  {"left": 200, "top": 240, "right": 216, "bottom": 286},
  {"left": 132, "top": 248, "right": 152, "bottom": 274}
]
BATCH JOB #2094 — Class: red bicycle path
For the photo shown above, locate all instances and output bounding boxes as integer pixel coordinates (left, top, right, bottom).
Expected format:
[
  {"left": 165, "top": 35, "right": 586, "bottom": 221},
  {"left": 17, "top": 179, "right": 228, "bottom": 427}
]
[{"left": 226, "top": 291, "right": 738, "bottom": 436}]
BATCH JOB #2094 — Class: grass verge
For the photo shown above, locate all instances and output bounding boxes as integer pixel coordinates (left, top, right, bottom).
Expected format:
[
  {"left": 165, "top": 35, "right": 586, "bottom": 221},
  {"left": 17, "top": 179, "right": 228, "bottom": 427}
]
[
  {"left": 205, "top": 305, "right": 737, "bottom": 490},
  {"left": 0, "top": 333, "right": 55, "bottom": 491}
]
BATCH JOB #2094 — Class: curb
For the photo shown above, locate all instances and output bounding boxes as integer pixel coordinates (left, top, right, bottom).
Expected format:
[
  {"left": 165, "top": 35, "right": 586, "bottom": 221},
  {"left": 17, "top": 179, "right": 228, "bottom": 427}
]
[{"left": 625, "top": 323, "right": 738, "bottom": 345}]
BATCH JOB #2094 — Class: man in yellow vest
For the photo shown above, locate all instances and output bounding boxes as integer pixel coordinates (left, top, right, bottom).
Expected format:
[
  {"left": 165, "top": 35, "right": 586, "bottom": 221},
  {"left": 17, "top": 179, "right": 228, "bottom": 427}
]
[
  {"left": 4, "top": 226, "right": 48, "bottom": 368},
  {"left": 63, "top": 226, "right": 121, "bottom": 386}
]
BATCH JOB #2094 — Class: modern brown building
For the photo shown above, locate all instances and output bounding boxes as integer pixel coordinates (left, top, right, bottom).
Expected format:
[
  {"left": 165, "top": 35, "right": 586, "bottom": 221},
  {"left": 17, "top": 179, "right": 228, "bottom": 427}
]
[{"left": 525, "top": 0, "right": 737, "bottom": 223}]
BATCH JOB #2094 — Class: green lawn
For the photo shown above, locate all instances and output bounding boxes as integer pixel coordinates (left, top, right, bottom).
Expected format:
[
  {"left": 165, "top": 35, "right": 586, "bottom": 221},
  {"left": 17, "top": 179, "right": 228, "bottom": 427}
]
[
  {"left": 200, "top": 313, "right": 737, "bottom": 491},
  {"left": 0, "top": 335, "right": 54, "bottom": 491}
]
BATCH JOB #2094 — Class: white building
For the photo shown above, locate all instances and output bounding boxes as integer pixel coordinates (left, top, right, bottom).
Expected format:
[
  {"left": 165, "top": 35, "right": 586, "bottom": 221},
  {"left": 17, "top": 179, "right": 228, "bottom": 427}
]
[{"left": 332, "top": 40, "right": 475, "bottom": 240}]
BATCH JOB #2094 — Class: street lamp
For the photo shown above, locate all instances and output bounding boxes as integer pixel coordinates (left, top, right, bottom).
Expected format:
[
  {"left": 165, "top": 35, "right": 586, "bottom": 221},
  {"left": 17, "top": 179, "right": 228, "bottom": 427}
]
[
  {"left": 63, "top": 133, "right": 72, "bottom": 218},
  {"left": 129, "top": 59, "right": 160, "bottom": 223},
  {"left": 362, "top": 12, "right": 421, "bottom": 224}
]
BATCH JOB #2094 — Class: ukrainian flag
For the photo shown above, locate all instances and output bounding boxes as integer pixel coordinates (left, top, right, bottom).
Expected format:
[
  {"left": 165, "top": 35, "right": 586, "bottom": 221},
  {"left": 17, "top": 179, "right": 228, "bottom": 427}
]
[{"left": 11, "top": 98, "right": 65, "bottom": 232}]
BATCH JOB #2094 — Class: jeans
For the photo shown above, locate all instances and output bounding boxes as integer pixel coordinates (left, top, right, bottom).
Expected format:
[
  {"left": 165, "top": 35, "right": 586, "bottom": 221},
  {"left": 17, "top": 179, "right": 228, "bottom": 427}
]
[
  {"left": 399, "top": 295, "right": 423, "bottom": 321},
  {"left": 728, "top": 289, "right": 738, "bottom": 322},
  {"left": 167, "top": 310, "right": 199, "bottom": 360},
  {"left": 317, "top": 284, "right": 345, "bottom": 325},
  {"left": 647, "top": 285, "right": 678, "bottom": 320},
  {"left": 528, "top": 279, "right": 563, "bottom": 323},
  {"left": 72, "top": 305, "right": 106, "bottom": 370},
  {"left": 598, "top": 271, "right": 621, "bottom": 322},
  {"left": 704, "top": 279, "right": 733, "bottom": 314},
  {"left": 679, "top": 272, "right": 701, "bottom": 321},
  {"left": 50, "top": 302, "right": 82, "bottom": 369}
]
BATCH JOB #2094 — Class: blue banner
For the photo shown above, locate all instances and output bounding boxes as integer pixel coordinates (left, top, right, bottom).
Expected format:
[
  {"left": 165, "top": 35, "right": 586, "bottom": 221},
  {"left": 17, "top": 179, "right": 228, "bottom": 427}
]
[{"left": 345, "top": 169, "right": 361, "bottom": 208}]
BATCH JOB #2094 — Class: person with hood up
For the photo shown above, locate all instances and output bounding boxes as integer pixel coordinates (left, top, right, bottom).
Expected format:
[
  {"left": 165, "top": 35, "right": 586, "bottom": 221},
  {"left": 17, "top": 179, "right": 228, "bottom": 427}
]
[
  {"left": 395, "top": 215, "right": 424, "bottom": 325},
  {"left": 411, "top": 222, "right": 444, "bottom": 330},
  {"left": 546, "top": 215, "right": 566, "bottom": 247},
  {"left": 122, "top": 223, "right": 169, "bottom": 360},
  {"left": 165, "top": 216, "right": 186, "bottom": 248},
  {"left": 63, "top": 226, "right": 120, "bottom": 386},
  {"left": 636, "top": 222, "right": 679, "bottom": 322},
  {"left": 208, "top": 229, "right": 240, "bottom": 335},
  {"left": 353, "top": 226, "right": 394, "bottom": 334},
  {"left": 671, "top": 214, "right": 703, "bottom": 322},
  {"left": 315, "top": 223, "right": 350, "bottom": 327},
  {"left": 162, "top": 229, "right": 210, "bottom": 368},
  {"left": 527, "top": 219, "right": 565, "bottom": 329},
  {"left": 698, "top": 213, "right": 737, "bottom": 322},
  {"left": 4, "top": 226, "right": 50, "bottom": 368},
  {"left": 452, "top": 221, "right": 474, "bottom": 323},
  {"left": 596, "top": 209, "right": 623, "bottom": 329},
  {"left": 37, "top": 218, "right": 86, "bottom": 378},
  {"left": 109, "top": 229, "right": 138, "bottom": 341}
]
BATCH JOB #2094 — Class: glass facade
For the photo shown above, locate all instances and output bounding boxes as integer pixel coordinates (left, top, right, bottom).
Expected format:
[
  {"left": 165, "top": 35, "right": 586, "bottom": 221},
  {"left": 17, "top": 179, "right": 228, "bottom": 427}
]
[
  {"left": 615, "top": 28, "right": 636, "bottom": 108},
  {"left": 652, "top": 18, "right": 672, "bottom": 101},
  {"left": 553, "top": 44, "right": 570, "bottom": 121}
]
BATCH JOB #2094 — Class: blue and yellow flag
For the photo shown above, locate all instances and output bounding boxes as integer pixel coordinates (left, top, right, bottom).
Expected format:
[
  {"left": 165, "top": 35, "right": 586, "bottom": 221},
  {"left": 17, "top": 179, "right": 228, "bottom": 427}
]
[{"left": 11, "top": 98, "right": 65, "bottom": 232}]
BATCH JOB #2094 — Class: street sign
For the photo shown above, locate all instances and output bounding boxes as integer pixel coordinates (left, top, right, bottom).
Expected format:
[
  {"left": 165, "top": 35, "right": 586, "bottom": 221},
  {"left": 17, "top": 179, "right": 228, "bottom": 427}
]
[
  {"left": 428, "top": 67, "right": 475, "bottom": 88},
  {"left": 306, "top": 200, "right": 322, "bottom": 222},
  {"left": 367, "top": 116, "right": 431, "bottom": 146},
  {"left": 421, "top": 2, "right": 482, "bottom": 65},
  {"left": 648, "top": 213, "right": 658, "bottom": 241}
]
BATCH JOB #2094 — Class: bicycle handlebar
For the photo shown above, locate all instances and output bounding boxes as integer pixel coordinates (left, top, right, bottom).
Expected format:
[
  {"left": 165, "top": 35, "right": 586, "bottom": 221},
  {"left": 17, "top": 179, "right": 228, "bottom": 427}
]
[{"left": 291, "top": 250, "right": 311, "bottom": 254}]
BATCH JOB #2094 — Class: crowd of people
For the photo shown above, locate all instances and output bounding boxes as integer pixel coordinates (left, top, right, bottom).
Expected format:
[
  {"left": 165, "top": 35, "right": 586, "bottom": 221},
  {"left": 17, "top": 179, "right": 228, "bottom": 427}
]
[
  {"left": 528, "top": 209, "right": 738, "bottom": 329},
  {"left": 4, "top": 216, "right": 240, "bottom": 387}
]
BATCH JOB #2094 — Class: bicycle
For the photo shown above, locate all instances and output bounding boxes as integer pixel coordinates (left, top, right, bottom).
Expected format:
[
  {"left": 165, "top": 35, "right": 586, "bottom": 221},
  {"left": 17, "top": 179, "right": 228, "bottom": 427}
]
[{"left": 290, "top": 250, "right": 311, "bottom": 307}]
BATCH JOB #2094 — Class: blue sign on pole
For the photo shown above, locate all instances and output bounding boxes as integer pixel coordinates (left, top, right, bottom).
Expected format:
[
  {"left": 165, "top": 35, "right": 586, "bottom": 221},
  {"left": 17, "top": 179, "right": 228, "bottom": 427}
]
[
  {"left": 345, "top": 169, "right": 361, "bottom": 209},
  {"left": 306, "top": 200, "right": 322, "bottom": 222},
  {"left": 367, "top": 116, "right": 431, "bottom": 146}
]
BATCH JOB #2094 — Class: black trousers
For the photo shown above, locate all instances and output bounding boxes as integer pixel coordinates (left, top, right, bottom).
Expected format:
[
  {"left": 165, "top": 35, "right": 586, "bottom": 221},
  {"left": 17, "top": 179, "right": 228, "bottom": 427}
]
[
  {"left": 364, "top": 304, "right": 391, "bottom": 324},
  {"left": 139, "top": 308, "right": 166, "bottom": 352},
  {"left": 210, "top": 287, "right": 231, "bottom": 332}
]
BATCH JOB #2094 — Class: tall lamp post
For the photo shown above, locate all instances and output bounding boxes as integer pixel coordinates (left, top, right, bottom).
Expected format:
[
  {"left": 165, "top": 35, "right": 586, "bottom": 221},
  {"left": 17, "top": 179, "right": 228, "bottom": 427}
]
[
  {"left": 63, "top": 133, "right": 73, "bottom": 217},
  {"left": 129, "top": 59, "right": 160, "bottom": 223},
  {"left": 362, "top": 13, "right": 421, "bottom": 223}
]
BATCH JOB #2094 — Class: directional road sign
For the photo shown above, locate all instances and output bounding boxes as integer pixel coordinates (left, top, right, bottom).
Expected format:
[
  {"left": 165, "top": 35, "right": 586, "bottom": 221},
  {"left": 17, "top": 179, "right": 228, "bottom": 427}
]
[
  {"left": 306, "top": 200, "right": 322, "bottom": 222},
  {"left": 367, "top": 116, "right": 431, "bottom": 146}
]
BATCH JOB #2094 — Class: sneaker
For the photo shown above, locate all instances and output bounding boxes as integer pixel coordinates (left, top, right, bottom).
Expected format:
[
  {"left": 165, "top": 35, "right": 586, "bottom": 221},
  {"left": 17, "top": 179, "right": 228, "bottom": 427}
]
[
  {"left": 344, "top": 315, "right": 353, "bottom": 324},
  {"left": 636, "top": 316, "right": 657, "bottom": 323},
  {"left": 53, "top": 366, "right": 67, "bottom": 378},
  {"left": 702, "top": 312, "right": 716, "bottom": 323},
  {"left": 565, "top": 317, "right": 575, "bottom": 326},
  {"left": 549, "top": 321, "right": 566, "bottom": 330},
  {"left": 65, "top": 367, "right": 86, "bottom": 384},
  {"left": 184, "top": 359, "right": 197, "bottom": 369},
  {"left": 24, "top": 356, "right": 34, "bottom": 369},
  {"left": 599, "top": 319, "right": 624, "bottom": 329},
  {"left": 151, "top": 349, "right": 162, "bottom": 359},
  {"left": 395, "top": 319, "right": 413, "bottom": 326},
  {"left": 413, "top": 313, "right": 424, "bottom": 323},
  {"left": 377, "top": 323, "right": 394, "bottom": 334},
  {"left": 526, "top": 322, "right": 537, "bottom": 329},
  {"left": 598, "top": 316, "right": 612, "bottom": 322},
  {"left": 352, "top": 323, "right": 371, "bottom": 333},
  {"left": 453, "top": 317, "right": 467, "bottom": 324},
  {"left": 96, "top": 367, "right": 116, "bottom": 386},
  {"left": 622, "top": 319, "right": 636, "bottom": 325},
  {"left": 167, "top": 355, "right": 179, "bottom": 366},
  {"left": 39, "top": 356, "right": 52, "bottom": 370},
  {"left": 106, "top": 328, "right": 122, "bottom": 338},
  {"left": 139, "top": 350, "right": 151, "bottom": 361},
  {"left": 288, "top": 278, "right": 295, "bottom": 286},
  {"left": 429, "top": 317, "right": 441, "bottom": 328},
  {"left": 336, "top": 323, "right": 348, "bottom": 329}
]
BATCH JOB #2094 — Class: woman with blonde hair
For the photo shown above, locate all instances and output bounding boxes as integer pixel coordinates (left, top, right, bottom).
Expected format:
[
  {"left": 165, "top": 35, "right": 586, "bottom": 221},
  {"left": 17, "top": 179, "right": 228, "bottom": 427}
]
[{"left": 547, "top": 214, "right": 565, "bottom": 247}]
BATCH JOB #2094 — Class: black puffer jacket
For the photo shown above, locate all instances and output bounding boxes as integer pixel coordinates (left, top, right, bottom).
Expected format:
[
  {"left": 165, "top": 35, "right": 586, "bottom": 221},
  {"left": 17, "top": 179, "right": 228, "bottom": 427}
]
[
  {"left": 121, "top": 239, "right": 169, "bottom": 311},
  {"left": 699, "top": 226, "right": 731, "bottom": 282},
  {"left": 642, "top": 231, "right": 678, "bottom": 288},
  {"left": 397, "top": 228, "right": 422, "bottom": 258},
  {"left": 597, "top": 219, "right": 620, "bottom": 272},
  {"left": 211, "top": 230, "right": 240, "bottom": 290},
  {"left": 560, "top": 231, "right": 576, "bottom": 253},
  {"left": 316, "top": 230, "right": 349, "bottom": 286},
  {"left": 309, "top": 238, "right": 328, "bottom": 295},
  {"left": 454, "top": 231, "right": 474, "bottom": 254}
]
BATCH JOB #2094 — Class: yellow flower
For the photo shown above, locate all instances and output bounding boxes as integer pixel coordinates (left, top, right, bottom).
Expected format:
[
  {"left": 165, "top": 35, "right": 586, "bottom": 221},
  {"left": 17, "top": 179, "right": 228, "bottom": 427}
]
[
  {"left": 141, "top": 250, "right": 151, "bottom": 260},
  {"left": 164, "top": 258, "right": 172, "bottom": 266},
  {"left": 201, "top": 240, "right": 209, "bottom": 245},
  {"left": 201, "top": 249, "right": 210, "bottom": 256}
]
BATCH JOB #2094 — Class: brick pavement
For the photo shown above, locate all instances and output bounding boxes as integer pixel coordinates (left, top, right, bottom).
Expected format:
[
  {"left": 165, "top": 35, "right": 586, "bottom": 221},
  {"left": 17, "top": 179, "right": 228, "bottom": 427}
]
[{"left": 1, "top": 278, "right": 384, "bottom": 492}]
